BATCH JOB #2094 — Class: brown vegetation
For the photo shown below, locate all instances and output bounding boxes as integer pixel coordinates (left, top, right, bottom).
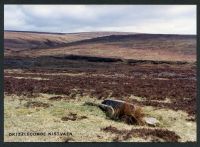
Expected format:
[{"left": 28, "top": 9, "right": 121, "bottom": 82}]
[
  {"left": 4, "top": 31, "right": 196, "bottom": 62},
  {"left": 49, "top": 96, "right": 70, "bottom": 101},
  {"left": 101, "top": 125, "right": 181, "bottom": 142},
  {"left": 111, "top": 101, "right": 145, "bottom": 125},
  {"left": 4, "top": 60, "right": 196, "bottom": 117},
  {"left": 24, "top": 101, "right": 52, "bottom": 108},
  {"left": 61, "top": 112, "right": 87, "bottom": 121}
]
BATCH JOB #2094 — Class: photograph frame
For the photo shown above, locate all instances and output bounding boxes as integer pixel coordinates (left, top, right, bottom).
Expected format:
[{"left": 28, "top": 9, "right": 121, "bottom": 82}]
[{"left": 0, "top": 0, "right": 199, "bottom": 146}]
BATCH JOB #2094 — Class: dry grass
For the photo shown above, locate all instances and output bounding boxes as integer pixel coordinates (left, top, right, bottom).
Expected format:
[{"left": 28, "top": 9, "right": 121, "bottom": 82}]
[
  {"left": 112, "top": 101, "right": 145, "bottom": 125},
  {"left": 20, "top": 43, "right": 196, "bottom": 62},
  {"left": 4, "top": 94, "right": 196, "bottom": 142}
]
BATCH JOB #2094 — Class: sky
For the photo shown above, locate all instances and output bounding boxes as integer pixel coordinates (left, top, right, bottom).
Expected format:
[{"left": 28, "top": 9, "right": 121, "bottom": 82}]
[{"left": 4, "top": 5, "right": 196, "bottom": 34}]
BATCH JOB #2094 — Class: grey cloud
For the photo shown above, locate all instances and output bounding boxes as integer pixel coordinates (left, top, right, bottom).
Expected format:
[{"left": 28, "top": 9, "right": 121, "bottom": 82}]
[{"left": 4, "top": 5, "right": 196, "bottom": 34}]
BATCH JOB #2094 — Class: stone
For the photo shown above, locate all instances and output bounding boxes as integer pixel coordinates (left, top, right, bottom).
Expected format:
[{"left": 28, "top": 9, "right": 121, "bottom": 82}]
[
  {"left": 143, "top": 117, "right": 160, "bottom": 127},
  {"left": 84, "top": 101, "right": 114, "bottom": 117},
  {"left": 98, "top": 104, "right": 115, "bottom": 117},
  {"left": 101, "top": 99, "right": 135, "bottom": 111}
]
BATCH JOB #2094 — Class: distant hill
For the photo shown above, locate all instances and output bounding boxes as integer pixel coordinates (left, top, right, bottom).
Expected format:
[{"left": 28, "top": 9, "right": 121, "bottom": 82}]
[
  {"left": 4, "top": 31, "right": 137, "bottom": 51},
  {"left": 4, "top": 31, "right": 196, "bottom": 62}
]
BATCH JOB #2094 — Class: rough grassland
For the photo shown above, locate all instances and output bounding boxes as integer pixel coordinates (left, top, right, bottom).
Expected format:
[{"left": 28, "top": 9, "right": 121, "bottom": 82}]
[{"left": 4, "top": 93, "right": 196, "bottom": 142}]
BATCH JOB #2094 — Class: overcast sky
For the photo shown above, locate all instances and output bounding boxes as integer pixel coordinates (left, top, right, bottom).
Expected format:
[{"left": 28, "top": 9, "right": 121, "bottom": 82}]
[{"left": 4, "top": 5, "right": 196, "bottom": 34}]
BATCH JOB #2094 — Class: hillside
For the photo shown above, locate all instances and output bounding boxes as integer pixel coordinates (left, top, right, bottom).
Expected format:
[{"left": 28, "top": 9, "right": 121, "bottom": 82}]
[
  {"left": 4, "top": 31, "right": 136, "bottom": 51},
  {"left": 4, "top": 31, "right": 196, "bottom": 62},
  {"left": 4, "top": 30, "right": 197, "bottom": 142}
]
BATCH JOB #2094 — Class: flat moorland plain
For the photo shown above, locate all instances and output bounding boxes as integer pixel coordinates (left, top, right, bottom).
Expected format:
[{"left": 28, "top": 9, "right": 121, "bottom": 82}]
[{"left": 4, "top": 31, "right": 196, "bottom": 142}]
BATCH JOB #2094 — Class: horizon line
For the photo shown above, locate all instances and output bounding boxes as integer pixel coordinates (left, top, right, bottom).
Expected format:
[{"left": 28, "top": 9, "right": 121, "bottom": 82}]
[{"left": 4, "top": 29, "right": 196, "bottom": 36}]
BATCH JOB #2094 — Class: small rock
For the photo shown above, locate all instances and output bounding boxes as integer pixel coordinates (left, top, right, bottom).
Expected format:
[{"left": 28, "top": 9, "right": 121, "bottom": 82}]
[{"left": 143, "top": 117, "right": 160, "bottom": 127}]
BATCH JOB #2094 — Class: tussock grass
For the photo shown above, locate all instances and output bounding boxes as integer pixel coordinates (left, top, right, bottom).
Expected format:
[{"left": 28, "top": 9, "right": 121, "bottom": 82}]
[{"left": 112, "top": 102, "right": 145, "bottom": 125}]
